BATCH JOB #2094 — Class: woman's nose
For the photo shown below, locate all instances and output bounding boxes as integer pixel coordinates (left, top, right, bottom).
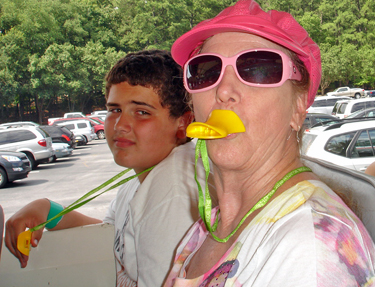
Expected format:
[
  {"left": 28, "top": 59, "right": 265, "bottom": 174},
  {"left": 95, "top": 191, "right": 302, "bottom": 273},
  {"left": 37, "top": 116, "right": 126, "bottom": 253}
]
[{"left": 215, "top": 65, "right": 241, "bottom": 105}]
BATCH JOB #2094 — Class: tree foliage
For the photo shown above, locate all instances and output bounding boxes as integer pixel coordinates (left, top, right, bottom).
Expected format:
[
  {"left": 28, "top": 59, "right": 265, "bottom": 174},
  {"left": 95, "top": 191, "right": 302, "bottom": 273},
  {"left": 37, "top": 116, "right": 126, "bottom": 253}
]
[{"left": 0, "top": 0, "right": 374, "bottom": 123}]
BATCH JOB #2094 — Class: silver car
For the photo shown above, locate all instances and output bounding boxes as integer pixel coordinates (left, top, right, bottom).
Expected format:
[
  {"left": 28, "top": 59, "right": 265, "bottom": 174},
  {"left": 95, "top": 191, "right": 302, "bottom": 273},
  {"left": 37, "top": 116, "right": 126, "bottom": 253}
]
[{"left": 0, "top": 126, "right": 54, "bottom": 169}]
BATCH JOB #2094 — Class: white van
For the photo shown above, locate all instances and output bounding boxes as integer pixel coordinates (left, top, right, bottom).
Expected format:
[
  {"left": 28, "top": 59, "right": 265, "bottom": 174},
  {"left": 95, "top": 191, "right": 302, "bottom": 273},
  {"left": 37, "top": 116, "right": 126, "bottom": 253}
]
[
  {"left": 332, "top": 98, "right": 375, "bottom": 119},
  {"left": 56, "top": 120, "right": 96, "bottom": 144},
  {"left": 64, "top": 112, "right": 85, "bottom": 118},
  {"left": 307, "top": 95, "right": 352, "bottom": 115},
  {"left": 91, "top": 110, "right": 107, "bottom": 116}
]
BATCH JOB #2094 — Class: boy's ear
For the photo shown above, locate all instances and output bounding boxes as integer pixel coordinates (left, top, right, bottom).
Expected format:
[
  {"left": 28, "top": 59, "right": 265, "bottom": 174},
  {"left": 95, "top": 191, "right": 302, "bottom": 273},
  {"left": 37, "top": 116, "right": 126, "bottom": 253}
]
[{"left": 176, "top": 111, "right": 194, "bottom": 141}]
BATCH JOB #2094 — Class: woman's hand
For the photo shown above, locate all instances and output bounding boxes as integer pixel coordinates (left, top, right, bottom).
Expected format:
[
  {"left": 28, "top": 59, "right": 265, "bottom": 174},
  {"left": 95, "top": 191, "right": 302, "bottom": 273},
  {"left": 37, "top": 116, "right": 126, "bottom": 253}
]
[{"left": 5, "top": 198, "right": 50, "bottom": 268}]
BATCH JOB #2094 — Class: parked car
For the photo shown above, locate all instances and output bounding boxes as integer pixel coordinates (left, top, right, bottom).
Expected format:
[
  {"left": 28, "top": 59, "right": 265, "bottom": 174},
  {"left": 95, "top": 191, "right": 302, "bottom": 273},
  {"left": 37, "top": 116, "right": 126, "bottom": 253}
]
[
  {"left": 39, "top": 125, "right": 76, "bottom": 149},
  {"left": 53, "top": 118, "right": 105, "bottom": 140},
  {"left": 326, "top": 87, "right": 365, "bottom": 99},
  {"left": 0, "top": 121, "right": 39, "bottom": 129},
  {"left": 306, "top": 96, "right": 352, "bottom": 115},
  {"left": 365, "top": 90, "right": 375, "bottom": 97},
  {"left": 0, "top": 151, "right": 31, "bottom": 188},
  {"left": 51, "top": 143, "right": 73, "bottom": 162},
  {"left": 303, "top": 113, "right": 340, "bottom": 130},
  {"left": 88, "top": 116, "right": 105, "bottom": 124},
  {"left": 301, "top": 118, "right": 375, "bottom": 172},
  {"left": 55, "top": 120, "right": 96, "bottom": 144},
  {"left": 74, "top": 134, "right": 88, "bottom": 146},
  {"left": 47, "top": 117, "right": 62, "bottom": 125},
  {"left": 90, "top": 110, "right": 107, "bottom": 116},
  {"left": 88, "top": 115, "right": 106, "bottom": 122},
  {"left": 64, "top": 112, "right": 85, "bottom": 118},
  {"left": 331, "top": 98, "right": 375, "bottom": 119},
  {"left": 0, "top": 126, "right": 54, "bottom": 169},
  {"left": 346, "top": 107, "right": 375, "bottom": 119}
]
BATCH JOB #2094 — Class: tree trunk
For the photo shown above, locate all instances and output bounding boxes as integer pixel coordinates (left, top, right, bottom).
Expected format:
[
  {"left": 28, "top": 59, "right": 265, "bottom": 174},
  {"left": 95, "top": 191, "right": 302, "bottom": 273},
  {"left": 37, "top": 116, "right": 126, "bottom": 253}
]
[{"left": 35, "top": 95, "right": 44, "bottom": 124}]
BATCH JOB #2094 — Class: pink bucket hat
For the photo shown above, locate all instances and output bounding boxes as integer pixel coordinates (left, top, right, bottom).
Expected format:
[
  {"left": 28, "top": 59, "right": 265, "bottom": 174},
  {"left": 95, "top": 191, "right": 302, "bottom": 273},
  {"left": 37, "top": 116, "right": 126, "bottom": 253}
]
[{"left": 171, "top": 0, "right": 321, "bottom": 107}]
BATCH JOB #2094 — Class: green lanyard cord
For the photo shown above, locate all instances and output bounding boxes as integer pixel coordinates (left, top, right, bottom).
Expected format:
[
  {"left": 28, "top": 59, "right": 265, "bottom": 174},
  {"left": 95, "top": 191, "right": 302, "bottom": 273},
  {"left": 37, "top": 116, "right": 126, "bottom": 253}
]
[
  {"left": 29, "top": 166, "right": 154, "bottom": 232},
  {"left": 195, "top": 139, "right": 312, "bottom": 243}
]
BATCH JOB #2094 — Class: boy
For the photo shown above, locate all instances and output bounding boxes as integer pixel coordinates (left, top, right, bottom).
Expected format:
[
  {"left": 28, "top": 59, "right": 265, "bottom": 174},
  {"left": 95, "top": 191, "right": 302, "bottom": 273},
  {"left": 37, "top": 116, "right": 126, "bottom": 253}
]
[{"left": 5, "top": 50, "right": 215, "bottom": 286}]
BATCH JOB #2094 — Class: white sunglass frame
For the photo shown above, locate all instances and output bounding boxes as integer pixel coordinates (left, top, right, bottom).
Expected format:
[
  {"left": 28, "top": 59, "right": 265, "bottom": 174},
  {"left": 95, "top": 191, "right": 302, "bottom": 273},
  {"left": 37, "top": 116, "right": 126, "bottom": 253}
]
[{"left": 183, "top": 48, "right": 302, "bottom": 93}]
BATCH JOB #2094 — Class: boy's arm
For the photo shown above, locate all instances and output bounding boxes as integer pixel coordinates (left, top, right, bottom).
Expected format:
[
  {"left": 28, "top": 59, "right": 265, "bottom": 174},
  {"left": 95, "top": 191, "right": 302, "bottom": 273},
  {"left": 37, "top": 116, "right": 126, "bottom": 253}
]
[{"left": 5, "top": 198, "right": 101, "bottom": 268}]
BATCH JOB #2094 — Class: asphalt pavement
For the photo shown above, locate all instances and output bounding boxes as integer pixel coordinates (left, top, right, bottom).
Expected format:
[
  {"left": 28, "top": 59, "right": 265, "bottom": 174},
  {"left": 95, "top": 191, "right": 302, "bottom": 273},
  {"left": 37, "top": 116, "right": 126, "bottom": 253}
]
[{"left": 1, "top": 139, "right": 124, "bottom": 222}]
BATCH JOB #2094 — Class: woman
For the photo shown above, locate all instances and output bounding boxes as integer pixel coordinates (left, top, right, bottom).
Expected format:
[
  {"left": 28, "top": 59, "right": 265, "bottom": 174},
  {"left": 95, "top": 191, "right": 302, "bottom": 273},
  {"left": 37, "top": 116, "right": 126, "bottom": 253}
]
[{"left": 164, "top": 0, "right": 375, "bottom": 286}]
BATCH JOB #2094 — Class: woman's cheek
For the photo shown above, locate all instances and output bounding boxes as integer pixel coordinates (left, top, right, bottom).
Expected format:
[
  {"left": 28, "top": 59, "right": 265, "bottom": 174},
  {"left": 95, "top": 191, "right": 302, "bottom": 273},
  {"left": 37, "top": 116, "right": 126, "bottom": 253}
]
[{"left": 192, "top": 96, "right": 211, "bottom": 122}]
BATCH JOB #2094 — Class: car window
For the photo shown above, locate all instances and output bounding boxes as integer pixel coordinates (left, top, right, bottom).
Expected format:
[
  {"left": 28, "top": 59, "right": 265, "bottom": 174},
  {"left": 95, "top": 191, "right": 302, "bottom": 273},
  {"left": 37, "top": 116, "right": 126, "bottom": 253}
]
[
  {"left": 303, "top": 117, "right": 311, "bottom": 126},
  {"left": 352, "top": 130, "right": 375, "bottom": 158},
  {"left": 311, "top": 100, "right": 327, "bottom": 107},
  {"left": 325, "top": 99, "right": 339, "bottom": 106},
  {"left": 90, "top": 119, "right": 101, "bottom": 124},
  {"left": 77, "top": 123, "right": 88, "bottom": 129},
  {"left": 332, "top": 103, "right": 340, "bottom": 114},
  {"left": 64, "top": 124, "right": 75, "bottom": 130},
  {"left": 324, "top": 132, "right": 356, "bottom": 157},
  {"left": 315, "top": 116, "right": 334, "bottom": 124},
  {"left": 351, "top": 103, "right": 366, "bottom": 113},
  {"left": 0, "top": 132, "right": 9, "bottom": 144},
  {"left": 0, "top": 130, "right": 36, "bottom": 144},
  {"left": 351, "top": 101, "right": 375, "bottom": 113},
  {"left": 60, "top": 126, "right": 72, "bottom": 134},
  {"left": 41, "top": 127, "right": 57, "bottom": 136},
  {"left": 337, "top": 103, "right": 348, "bottom": 114}
]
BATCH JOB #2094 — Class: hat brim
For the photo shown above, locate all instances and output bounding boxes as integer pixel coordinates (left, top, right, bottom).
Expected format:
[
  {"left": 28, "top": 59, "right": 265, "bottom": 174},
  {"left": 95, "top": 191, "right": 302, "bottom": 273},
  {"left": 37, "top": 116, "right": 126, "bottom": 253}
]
[{"left": 172, "top": 17, "right": 309, "bottom": 66}]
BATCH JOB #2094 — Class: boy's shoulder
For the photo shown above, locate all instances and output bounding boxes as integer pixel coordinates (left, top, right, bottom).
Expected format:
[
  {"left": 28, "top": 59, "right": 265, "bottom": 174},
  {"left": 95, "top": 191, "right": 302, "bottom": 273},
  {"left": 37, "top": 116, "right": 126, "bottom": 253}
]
[
  {"left": 155, "top": 141, "right": 196, "bottom": 170},
  {"left": 130, "top": 141, "right": 202, "bottom": 208},
  {"left": 142, "top": 141, "right": 196, "bottom": 186}
]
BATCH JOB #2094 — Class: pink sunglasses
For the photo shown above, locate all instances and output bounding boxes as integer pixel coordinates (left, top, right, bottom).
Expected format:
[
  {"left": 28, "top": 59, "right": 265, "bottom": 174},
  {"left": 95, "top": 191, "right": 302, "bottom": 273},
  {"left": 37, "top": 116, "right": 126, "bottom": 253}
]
[{"left": 184, "top": 48, "right": 302, "bottom": 93}]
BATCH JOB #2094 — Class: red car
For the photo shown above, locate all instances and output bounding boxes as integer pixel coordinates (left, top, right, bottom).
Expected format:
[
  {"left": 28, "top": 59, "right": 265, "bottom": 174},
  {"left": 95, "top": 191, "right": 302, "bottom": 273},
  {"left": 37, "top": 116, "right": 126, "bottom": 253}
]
[{"left": 88, "top": 116, "right": 105, "bottom": 124}]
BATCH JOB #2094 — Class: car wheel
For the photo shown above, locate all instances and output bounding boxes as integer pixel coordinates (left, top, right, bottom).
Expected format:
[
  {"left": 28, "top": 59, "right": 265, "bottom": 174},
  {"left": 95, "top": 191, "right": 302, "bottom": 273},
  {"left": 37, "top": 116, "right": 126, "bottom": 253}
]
[
  {"left": 49, "top": 155, "right": 57, "bottom": 163},
  {"left": 97, "top": 130, "right": 105, "bottom": 139},
  {"left": 25, "top": 153, "right": 37, "bottom": 170},
  {"left": 0, "top": 167, "right": 8, "bottom": 188},
  {"left": 83, "top": 136, "right": 88, "bottom": 145},
  {"left": 355, "top": 93, "right": 361, "bottom": 99}
]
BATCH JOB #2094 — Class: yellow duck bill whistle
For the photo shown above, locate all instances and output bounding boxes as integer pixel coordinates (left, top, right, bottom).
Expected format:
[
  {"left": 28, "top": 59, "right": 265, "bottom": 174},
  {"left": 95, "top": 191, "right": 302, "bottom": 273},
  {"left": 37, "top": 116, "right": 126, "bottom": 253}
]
[
  {"left": 18, "top": 230, "right": 32, "bottom": 256},
  {"left": 187, "top": 110, "right": 245, "bottom": 139}
]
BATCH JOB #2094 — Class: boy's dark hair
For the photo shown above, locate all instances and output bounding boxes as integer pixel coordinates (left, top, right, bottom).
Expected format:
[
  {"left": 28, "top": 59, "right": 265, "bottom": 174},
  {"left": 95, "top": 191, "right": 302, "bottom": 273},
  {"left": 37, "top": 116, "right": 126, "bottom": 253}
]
[{"left": 105, "top": 50, "right": 190, "bottom": 118}]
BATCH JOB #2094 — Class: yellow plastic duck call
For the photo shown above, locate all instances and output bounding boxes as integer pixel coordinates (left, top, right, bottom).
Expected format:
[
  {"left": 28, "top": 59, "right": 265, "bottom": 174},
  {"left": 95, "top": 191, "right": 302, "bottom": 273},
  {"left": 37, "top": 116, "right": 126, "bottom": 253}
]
[{"left": 186, "top": 110, "right": 245, "bottom": 139}]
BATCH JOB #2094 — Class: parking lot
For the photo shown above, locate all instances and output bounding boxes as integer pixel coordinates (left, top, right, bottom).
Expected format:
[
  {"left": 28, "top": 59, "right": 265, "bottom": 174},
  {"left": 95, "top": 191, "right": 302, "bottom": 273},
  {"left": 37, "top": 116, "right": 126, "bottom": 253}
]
[{"left": 1, "top": 139, "right": 124, "bottom": 222}]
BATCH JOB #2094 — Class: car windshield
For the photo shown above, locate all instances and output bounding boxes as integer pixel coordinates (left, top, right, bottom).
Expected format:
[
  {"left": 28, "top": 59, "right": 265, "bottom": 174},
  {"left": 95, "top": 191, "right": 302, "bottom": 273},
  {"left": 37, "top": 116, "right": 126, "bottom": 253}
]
[
  {"left": 347, "top": 110, "right": 364, "bottom": 118},
  {"left": 310, "top": 119, "right": 342, "bottom": 128},
  {"left": 90, "top": 118, "right": 101, "bottom": 124}
]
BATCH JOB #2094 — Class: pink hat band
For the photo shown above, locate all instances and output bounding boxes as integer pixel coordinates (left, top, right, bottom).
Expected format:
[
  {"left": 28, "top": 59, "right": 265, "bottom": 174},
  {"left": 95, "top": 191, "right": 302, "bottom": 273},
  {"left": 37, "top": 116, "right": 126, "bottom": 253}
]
[{"left": 172, "top": 0, "right": 321, "bottom": 107}]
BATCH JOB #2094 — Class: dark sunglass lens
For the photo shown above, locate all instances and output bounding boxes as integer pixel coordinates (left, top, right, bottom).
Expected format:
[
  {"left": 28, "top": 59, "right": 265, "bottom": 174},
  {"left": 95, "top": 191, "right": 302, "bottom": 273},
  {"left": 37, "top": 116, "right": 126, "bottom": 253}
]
[
  {"left": 237, "top": 51, "right": 283, "bottom": 85},
  {"left": 186, "top": 56, "right": 222, "bottom": 90}
]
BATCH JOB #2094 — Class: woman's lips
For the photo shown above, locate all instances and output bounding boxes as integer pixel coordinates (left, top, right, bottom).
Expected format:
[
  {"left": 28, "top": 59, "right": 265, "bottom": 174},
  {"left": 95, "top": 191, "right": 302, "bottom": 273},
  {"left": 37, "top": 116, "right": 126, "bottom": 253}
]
[{"left": 114, "top": 138, "right": 135, "bottom": 148}]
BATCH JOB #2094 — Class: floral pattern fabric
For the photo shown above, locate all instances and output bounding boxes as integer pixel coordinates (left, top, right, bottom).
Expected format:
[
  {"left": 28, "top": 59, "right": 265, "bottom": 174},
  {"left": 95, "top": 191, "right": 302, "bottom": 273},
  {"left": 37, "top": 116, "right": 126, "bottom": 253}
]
[{"left": 164, "top": 180, "right": 375, "bottom": 287}]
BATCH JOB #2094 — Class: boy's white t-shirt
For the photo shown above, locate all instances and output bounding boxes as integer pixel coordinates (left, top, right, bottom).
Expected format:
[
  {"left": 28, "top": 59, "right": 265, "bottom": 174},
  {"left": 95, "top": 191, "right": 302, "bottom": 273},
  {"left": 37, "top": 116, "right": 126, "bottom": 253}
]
[{"left": 103, "top": 141, "right": 215, "bottom": 286}]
